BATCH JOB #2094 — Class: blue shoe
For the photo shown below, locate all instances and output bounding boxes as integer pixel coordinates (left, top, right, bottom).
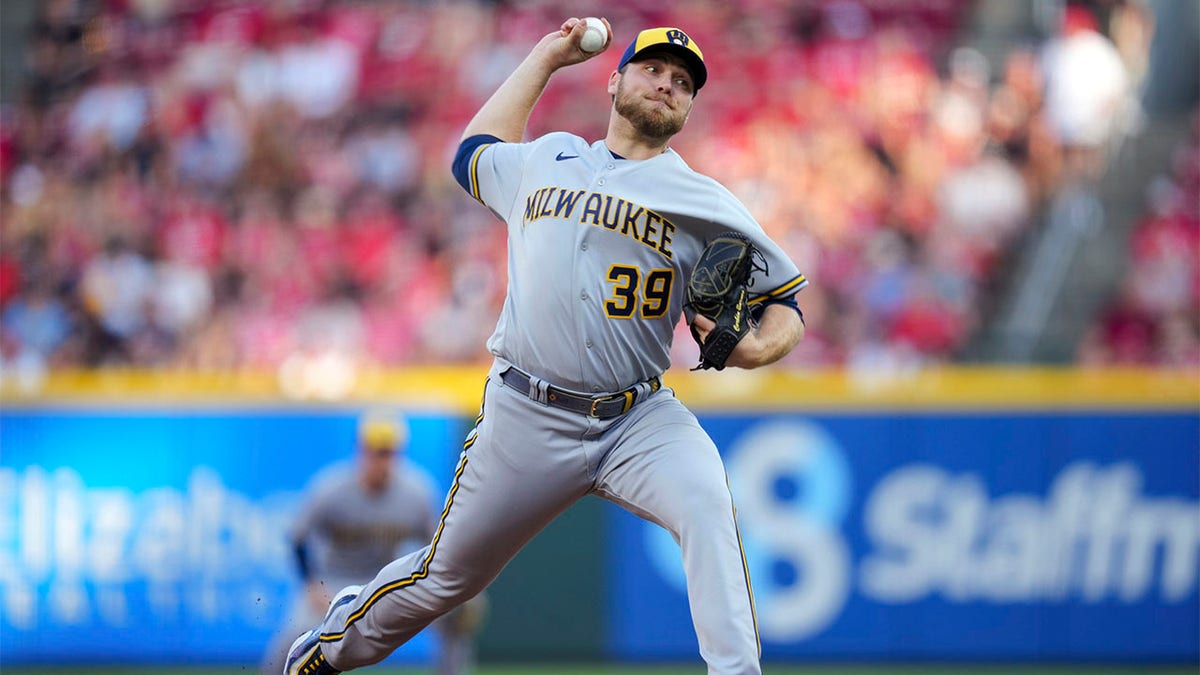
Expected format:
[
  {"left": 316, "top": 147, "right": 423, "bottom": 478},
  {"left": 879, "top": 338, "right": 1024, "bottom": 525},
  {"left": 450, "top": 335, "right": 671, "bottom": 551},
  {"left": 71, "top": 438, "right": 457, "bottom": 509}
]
[{"left": 283, "top": 585, "right": 363, "bottom": 675}]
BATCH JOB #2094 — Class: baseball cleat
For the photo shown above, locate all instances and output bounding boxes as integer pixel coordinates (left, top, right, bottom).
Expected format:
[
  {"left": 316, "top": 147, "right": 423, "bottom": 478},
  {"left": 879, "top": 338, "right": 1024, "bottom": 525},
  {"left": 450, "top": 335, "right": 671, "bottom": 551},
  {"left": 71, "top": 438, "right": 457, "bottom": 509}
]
[{"left": 283, "top": 584, "right": 364, "bottom": 675}]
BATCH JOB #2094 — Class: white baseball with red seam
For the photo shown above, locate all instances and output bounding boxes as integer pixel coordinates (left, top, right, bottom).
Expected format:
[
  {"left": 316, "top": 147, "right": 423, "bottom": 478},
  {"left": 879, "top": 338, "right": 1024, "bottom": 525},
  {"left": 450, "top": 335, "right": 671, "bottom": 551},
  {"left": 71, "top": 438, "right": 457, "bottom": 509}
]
[{"left": 579, "top": 17, "right": 607, "bottom": 53}]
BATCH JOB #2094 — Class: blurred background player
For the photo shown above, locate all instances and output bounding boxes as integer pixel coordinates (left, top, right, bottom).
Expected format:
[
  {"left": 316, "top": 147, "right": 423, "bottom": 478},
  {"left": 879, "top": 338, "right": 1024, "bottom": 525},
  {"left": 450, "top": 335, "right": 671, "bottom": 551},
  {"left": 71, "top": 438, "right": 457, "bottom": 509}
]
[{"left": 261, "top": 411, "right": 486, "bottom": 675}]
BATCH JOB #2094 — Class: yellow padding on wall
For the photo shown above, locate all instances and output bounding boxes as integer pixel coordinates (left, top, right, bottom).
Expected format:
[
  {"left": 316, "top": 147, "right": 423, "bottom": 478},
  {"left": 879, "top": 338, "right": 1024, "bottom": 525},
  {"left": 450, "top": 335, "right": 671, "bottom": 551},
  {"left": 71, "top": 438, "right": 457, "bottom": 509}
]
[{"left": 1, "top": 367, "right": 1196, "bottom": 412}]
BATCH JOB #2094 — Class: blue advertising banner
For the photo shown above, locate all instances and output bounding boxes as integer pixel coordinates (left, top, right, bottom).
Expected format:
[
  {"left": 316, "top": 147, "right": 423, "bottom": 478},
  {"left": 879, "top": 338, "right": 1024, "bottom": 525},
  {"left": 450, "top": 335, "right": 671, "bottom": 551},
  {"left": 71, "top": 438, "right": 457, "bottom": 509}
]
[
  {"left": 0, "top": 408, "right": 466, "bottom": 664},
  {"left": 609, "top": 411, "right": 1200, "bottom": 662}
]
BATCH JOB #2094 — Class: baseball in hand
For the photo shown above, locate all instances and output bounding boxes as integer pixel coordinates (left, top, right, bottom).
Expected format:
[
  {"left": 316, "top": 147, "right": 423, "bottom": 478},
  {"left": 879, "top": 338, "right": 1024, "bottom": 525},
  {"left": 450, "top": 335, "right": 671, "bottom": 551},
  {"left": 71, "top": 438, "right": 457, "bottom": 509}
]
[{"left": 579, "top": 17, "right": 607, "bottom": 53}]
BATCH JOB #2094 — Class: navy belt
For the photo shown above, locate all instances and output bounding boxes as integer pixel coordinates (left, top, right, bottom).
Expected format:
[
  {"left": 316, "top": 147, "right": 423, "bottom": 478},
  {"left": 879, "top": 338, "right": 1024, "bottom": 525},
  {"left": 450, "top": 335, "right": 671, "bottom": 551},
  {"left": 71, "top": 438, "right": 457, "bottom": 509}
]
[{"left": 500, "top": 368, "right": 661, "bottom": 419}]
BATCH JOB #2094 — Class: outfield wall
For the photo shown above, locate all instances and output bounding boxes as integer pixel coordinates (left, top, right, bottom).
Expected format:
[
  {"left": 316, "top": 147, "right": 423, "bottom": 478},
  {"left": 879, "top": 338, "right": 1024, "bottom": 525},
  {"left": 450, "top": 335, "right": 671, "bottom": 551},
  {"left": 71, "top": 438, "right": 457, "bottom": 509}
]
[{"left": 1, "top": 368, "right": 1197, "bottom": 665}]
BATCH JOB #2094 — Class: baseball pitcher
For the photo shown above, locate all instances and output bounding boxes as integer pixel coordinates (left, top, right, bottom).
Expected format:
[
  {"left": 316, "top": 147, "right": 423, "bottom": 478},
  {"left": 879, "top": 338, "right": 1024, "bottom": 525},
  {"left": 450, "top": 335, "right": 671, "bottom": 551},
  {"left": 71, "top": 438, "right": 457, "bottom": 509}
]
[{"left": 285, "top": 17, "right": 807, "bottom": 675}]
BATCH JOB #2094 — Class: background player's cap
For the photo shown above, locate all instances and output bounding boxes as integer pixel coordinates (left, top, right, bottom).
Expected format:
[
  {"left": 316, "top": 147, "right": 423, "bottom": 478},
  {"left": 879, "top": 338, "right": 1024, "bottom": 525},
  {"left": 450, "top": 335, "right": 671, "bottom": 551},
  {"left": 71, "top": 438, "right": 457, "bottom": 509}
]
[
  {"left": 617, "top": 27, "right": 707, "bottom": 92},
  {"left": 358, "top": 410, "right": 408, "bottom": 452}
]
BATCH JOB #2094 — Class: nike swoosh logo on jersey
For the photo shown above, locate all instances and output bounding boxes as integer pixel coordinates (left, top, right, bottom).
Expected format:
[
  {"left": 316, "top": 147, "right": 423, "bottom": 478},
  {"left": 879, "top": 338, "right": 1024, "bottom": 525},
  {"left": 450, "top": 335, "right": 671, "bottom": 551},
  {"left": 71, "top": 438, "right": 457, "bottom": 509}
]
[{"left": 555, "top": 152, "right": 579, "bottom": 161}]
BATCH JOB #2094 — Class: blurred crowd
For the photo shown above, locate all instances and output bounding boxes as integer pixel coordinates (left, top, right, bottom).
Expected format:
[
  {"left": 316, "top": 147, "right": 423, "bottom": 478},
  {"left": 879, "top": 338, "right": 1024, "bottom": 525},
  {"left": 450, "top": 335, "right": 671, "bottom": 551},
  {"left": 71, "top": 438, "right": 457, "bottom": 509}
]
[
  {"left": 0, "top": 0, "right": 1192, "bottom": 383},
  {"left": 1077, "top": 115, "right": 1200, "bottom": 367}
]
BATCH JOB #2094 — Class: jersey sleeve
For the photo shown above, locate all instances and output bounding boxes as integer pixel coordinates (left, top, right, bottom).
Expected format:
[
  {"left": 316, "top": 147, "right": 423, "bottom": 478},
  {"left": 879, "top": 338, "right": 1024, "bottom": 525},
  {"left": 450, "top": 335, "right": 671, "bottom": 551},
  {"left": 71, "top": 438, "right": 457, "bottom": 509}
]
[
  {"left": 452, "top": 133, "right": 530, "bottom": 221},
  {"left": 287, "top": 463, "right": 344, "bottom": 543},
  {"left": 288, "top": 481, "right": 324, "bottom": 544},
  {"left": 712, "top": 191, "right": 808, "bottom": 307}
]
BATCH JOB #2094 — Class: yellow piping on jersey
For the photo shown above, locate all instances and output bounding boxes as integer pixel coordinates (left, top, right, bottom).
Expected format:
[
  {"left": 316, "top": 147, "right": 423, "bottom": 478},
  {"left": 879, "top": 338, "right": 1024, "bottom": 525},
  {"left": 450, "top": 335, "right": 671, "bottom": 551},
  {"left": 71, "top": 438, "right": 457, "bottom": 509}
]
[
  {"left": 469, "top": 143, "right": 494, "bottom": 204},
  {"left": 749, "top": 274, "right": 807, "bottom": 305}
]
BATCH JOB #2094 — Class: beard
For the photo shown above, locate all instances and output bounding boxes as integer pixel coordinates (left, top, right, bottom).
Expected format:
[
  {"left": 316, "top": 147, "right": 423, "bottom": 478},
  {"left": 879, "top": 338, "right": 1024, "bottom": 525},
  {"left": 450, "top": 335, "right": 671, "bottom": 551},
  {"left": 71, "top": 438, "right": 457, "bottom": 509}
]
[{"left": 614, "top": 81, "right": 687, "bottom": 140}]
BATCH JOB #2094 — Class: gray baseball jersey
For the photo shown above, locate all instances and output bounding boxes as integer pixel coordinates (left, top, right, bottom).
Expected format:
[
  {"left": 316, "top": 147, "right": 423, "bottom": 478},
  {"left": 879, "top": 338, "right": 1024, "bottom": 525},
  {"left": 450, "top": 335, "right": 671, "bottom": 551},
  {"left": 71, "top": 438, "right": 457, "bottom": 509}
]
[
  {"left": 263, "top": 459, "right": 439, "bottom": 675},
  {"left": 291, "top": 459, "right": 438, "bottom": 588},
  {"left": 308, "top": 131, "right": 805, "bottom": 675},
  {"left": 470, "top": 131, "right": 806, "bottom": 392}
]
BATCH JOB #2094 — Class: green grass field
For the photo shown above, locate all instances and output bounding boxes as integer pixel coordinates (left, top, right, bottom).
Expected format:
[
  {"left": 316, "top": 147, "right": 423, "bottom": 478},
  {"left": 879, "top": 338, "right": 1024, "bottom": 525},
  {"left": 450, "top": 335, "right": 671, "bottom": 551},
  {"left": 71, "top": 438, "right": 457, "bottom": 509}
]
[{"left": 4, "top": 665, "right": 1197, "bottom": 675}]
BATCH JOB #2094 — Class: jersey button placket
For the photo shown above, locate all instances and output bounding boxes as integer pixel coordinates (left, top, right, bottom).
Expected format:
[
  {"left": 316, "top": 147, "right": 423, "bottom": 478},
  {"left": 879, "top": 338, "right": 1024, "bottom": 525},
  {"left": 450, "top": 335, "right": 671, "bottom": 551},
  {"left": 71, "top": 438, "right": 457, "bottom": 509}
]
[
  {"left": 594, "top": 161, "right": 611, "bottom": 188},
  {"left": 582, "top": 159, "right": 610, "bottom": 377}
]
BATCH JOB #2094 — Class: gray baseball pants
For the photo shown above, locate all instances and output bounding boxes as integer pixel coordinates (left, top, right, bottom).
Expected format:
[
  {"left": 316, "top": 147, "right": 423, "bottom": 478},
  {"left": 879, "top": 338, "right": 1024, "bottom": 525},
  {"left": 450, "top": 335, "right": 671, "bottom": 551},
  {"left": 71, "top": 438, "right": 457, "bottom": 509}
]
[{"left": 316, "top": 359, "right": 761, "bottom": 674}]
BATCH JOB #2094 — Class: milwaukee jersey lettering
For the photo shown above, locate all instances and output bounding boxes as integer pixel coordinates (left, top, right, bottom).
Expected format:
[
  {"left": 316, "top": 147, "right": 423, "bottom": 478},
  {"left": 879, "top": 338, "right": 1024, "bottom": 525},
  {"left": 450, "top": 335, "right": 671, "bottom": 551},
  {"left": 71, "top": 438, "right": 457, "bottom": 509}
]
[{"left": 464, "top": 131, "right": 806, "bottom": 392}]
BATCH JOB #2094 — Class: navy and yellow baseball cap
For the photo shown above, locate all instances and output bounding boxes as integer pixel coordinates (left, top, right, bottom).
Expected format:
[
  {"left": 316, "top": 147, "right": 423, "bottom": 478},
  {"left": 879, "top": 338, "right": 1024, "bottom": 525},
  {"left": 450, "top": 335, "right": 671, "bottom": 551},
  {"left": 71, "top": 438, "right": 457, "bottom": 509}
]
[
  {"left": 358, "top": 411, "right": 408, "bottom": 452},
  {"left": 617, "top": 27, "right": 707, "bottom": 91}
]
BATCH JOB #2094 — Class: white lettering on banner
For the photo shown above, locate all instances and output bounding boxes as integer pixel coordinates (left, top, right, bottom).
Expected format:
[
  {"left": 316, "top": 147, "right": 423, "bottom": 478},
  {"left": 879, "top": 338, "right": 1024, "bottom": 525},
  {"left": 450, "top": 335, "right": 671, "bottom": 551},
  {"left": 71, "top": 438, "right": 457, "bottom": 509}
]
[
  {"left": 860, "top": 462, "right": 1200, "bottom": 605},
  {"left": 20, "top": 466, "right": 50, "bottom": 579},
  {"left": 0, "top": 465, "right": 297, "bottom": 631},
  {"left": 657, "top": 421, "right": 1200, "bottom": 643}
]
